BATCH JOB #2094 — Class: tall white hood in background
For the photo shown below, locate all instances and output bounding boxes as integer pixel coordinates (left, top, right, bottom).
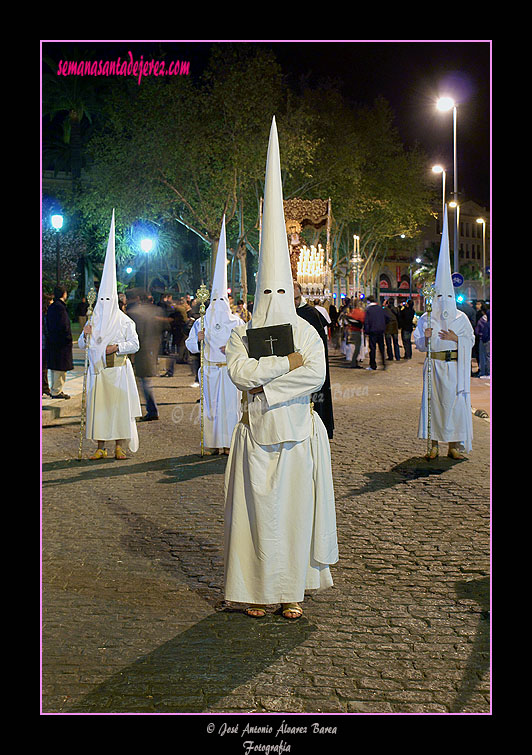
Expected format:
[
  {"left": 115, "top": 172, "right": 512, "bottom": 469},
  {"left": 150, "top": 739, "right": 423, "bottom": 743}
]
[
  {"left": 204, "top": 214, "right": 240, "bottom": 360},
  {"left": 432, "top": 205, "right": 458, "bottom": 328}
]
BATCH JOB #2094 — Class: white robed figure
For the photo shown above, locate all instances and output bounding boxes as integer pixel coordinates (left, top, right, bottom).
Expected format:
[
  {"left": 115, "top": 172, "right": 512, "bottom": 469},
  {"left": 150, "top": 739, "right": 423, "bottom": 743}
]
[
  {"left": 223, "top": 117, "right": 338, "bottom": 619},
  {"left": 413, "top": 206, "right": 475, "bottom": 460},
  {"left": 78, "top": 210, "right": 142, "bottom": 459},
  {"left": 185, "top": 216, "right": 244, "bottom": 454}
]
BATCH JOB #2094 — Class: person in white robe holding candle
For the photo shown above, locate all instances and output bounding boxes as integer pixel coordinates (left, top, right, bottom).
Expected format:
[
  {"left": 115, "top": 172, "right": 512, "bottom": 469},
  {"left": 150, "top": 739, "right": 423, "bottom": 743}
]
[
  {"left": 413, "top": 206, "right": 475, "bottom": 460},
  {"left": 185, "top": 216, "right": 245, "bottom": 455},
  {"left": 78, "top": 210, "right": 142, "bottom": 460},
  {"left": 223, "top": 117, "right": 338, "bottom": 620}
]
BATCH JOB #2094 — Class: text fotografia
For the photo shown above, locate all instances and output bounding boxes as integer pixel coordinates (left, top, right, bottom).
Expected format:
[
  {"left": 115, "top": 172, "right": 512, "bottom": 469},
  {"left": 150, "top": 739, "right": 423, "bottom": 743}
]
[
  {"left": 210, "top": 720, "right": 338, "bottom": 751},
  {"left": 55, "top": 52, "right": 190, "bottom": 85}
]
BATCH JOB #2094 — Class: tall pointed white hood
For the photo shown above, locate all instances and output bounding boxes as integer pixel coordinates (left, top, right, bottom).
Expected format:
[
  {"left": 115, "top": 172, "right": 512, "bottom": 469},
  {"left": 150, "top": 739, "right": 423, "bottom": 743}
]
[
  {"left": 89, "top": 209, "right": 124, "bottom": 371},
  {"left": 204, "top": 214, "right": 240, "bottom": 360},
  {"left": 251, "top": 116, "right": 298, "bottom": 330},
  {"left": 432, "top": 205, "right": 458, "bottom": 325}
]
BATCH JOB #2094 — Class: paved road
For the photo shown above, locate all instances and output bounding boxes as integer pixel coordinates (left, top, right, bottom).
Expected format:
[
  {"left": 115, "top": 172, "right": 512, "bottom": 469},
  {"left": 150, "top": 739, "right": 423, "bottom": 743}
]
[{"left": 41, "top": 344, "right": 490, "bottom": 715}]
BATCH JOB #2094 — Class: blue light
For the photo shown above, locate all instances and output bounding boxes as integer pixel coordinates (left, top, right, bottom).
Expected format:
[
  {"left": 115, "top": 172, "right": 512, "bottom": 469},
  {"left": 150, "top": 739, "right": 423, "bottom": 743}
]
[
  {"left": 125, "top": 267, "right": 133, "bottom": 274},
  {"left": 456, "top": 294, "right": 465, "bottom": 304},
  {"left": 51, "top": 214, "right": 64, "bottom": 230},
  {"left": 140, "top": 238, "right": 154, "bottom": 253}
]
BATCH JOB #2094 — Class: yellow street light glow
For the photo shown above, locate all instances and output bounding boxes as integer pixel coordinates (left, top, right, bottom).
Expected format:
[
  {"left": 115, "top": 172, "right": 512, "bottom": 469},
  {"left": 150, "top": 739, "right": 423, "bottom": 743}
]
[
  {"left": 476, "top": 217, "right": 485, "bottom": 224},
  {"left": 436, "top": 96, "right": 455, "bottom": 112},
  {"left": 448, "top": 201, "right": 457, "bottom": 208},
  {"left": 432, "top": 164, "right": 444, "bottom": 173}
]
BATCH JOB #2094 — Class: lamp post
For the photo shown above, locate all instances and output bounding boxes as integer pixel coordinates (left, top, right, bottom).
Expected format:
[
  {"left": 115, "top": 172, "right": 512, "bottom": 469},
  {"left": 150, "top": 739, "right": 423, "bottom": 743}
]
[
  {"left": 431, "top": 165, "right": 446, "bottom": 225},
  {"left": 352, "top": 235, "right": 362, "bottom": 299},
  {"left": 476, "top": 217, "right": 487, "bottom": 299},
  {"left": 436, "top": 97, "right": 459, "bottom": 273},
  {"left": 140, "top": 237, "right": 154, "bottom": 292},
  {"left": 51, "top": 214, "right": 64, "bottom": 284}
]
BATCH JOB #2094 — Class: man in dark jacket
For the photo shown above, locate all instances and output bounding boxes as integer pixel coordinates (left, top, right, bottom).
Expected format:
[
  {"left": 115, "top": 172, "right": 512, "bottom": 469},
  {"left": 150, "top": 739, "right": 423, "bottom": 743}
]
[
  {"left": 397, "top": 299, "right": 415, "bottom": 359},
  {"left": 384, "top": 298, "right": 401, "bottom": 361},
  {"left": 363, "top": 296, "right": 391, "bottom": 370},
  {"left": 127, "top": 291, "right": 166, "bottom": 420},
  {"left": 46, "top": 285, "right": 73, "bottom": 398}
]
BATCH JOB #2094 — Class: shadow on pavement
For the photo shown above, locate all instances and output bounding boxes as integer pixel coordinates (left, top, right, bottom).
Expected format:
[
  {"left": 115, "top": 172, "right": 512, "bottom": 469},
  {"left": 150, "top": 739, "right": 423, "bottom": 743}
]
[
  {"left": 104, "top": 499, "right": 225, "bottom": 604},
  {"left": 341, "top": 456, "right": 463, "bottom": 499},
  {"left": 451, "top": 576, "right": 490, "bottom": 712},
  {"left": 42, "top": 454, "right": 226, "bottom": 487},
  {"left": 66, "top": 610, "right": 315, "bottom": 713}
]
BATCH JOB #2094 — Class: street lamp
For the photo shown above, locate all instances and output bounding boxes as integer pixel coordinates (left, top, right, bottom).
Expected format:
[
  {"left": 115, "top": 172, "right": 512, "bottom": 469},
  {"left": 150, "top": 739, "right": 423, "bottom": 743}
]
[
  {"left": 436, "top": 96, "right": 459, "bottom": 273},
  {"left": 140, "top": 237, "right": 155, "bottom": 291},
  {"left": 431, "top": 164, "right": 446, "bottom": 223},
  {"left": 352, "top": 235, "right": 362, "bottom": 298},
  {"left": 51, "top": 214, "right": 64, "bottom": 284},
  {"left": 476, "top": 217, "right": 487, "bottom": 299}
]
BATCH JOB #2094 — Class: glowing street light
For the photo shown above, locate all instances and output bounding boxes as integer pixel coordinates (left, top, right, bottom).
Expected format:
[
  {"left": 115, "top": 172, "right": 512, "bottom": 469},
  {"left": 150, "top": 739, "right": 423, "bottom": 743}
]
[
  {"left": 140, "top": 236, "right": 156, "bottom": 291},
  {"left": 51, "top": 213, "right": 64, "bottom": 284},
  {"left": 436, "top": 96, "right": 459, "bottom": 273},
  {"left": 436, "top": 96, "right": 455, "bottom": 113},
  {"left": 140, "top": 237, "right": 154, "bottom": 253}
]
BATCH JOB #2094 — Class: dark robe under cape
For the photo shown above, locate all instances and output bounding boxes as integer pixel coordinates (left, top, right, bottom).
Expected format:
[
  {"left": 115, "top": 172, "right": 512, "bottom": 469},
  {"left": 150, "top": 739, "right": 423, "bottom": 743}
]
[
  {"left": 296, "top": 303, "right": 334, "bottom": 439},
  {"left": 46, "top": 298, "right": 73, "bottom": 372}
]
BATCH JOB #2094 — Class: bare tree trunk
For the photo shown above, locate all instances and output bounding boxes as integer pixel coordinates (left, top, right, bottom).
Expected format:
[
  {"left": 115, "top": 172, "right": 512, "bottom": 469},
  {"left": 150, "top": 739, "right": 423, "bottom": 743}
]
[
  {"left": 236, "top": 239, "right": 248, "bottom": 305},
  {"left": 230, "top": 249, "right": 236, "bottom": 295}
]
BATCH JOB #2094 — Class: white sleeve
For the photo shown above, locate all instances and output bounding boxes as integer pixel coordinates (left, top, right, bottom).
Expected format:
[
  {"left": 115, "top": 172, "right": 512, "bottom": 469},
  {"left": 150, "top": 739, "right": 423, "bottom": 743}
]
[
  {"left": 185, "top": 319, "right": 200, "bottom": 354},
  {"left": 262, "top": 326, "right": 326, "bottom": 407},
  {"left": 116, "top": 320, "right": 140, "bottom": 355},
  {"left": 413, "top": 315, "right": 428, "bottom": 352},
  {"left": 225, "top": 328, "right": 290, "bottom": 391}
]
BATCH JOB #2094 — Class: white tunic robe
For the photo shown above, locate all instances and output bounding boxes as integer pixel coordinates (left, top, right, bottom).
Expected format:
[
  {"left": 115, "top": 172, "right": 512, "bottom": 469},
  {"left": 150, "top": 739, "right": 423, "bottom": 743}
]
[
  {"left": 223, "top": 316, "right": 338, "bottom": 605},
  {"left": 185, "top": 316, "right": 244, "bottom": 449},
  {"left": 413, "top": 310, "right": 475, "bottom": 452},
  {"left": 78, "top": 316, "right": 142, "bottom": 451}
]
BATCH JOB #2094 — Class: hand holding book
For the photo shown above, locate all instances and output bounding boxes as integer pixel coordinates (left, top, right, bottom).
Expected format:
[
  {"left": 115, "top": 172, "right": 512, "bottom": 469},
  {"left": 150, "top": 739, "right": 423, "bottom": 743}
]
[{"left": 248, "top": 351, "right": 303, "bottom": 396}]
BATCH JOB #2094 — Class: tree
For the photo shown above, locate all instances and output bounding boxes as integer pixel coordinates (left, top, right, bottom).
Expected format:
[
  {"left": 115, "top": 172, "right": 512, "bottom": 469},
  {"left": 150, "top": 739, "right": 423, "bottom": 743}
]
[
  {"left": 42, "top": 49, "right": 107, "bottom": 192},
  {"left": 282, "top": 88, "right": 435, "bottom": 292},
  {"left": 75, "top": 45, "right": 318, "bottom": 302}
]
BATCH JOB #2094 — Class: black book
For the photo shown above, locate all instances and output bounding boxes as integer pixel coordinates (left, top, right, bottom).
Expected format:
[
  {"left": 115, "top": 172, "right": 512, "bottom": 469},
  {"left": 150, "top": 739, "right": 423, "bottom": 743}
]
[{"left": 247, "top": 323, "right": 294, "bottom": 359}]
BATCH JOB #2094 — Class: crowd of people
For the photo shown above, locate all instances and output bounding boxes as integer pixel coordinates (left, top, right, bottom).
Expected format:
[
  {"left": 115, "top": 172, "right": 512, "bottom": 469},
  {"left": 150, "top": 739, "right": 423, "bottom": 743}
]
[
  {"left": 325, "top": 294, "right": 489, "bottom": 377},
  {"left": 42, "top": 286, "right": 490, "bottom": 402}
]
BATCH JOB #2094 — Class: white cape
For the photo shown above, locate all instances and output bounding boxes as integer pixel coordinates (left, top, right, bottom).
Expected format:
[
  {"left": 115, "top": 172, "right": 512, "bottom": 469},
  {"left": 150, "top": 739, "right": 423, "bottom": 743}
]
[
  {"left": 185, "top": 316, "right": 244, "bottom": 449},
  {"left": 78, "top": 313, "right": 142, "bottom": 451},
  {"left": 413, "top": 310, "right": 475, "bottom": 452},
  {"left": 223, "top": 316, "right": 338, "bottom": 604}
]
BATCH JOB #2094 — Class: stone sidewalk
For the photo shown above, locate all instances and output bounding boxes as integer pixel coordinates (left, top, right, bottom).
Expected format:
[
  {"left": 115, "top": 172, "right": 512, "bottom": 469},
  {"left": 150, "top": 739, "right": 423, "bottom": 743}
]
[{"left": 41, "top": 345, "right": 490, "bottom": 715}]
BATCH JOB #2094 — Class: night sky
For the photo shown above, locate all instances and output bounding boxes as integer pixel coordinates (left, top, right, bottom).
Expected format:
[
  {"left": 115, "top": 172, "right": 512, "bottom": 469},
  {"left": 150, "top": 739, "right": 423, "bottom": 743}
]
[{"left": 42, "top": 39, "right": 491, "bottom": 208}]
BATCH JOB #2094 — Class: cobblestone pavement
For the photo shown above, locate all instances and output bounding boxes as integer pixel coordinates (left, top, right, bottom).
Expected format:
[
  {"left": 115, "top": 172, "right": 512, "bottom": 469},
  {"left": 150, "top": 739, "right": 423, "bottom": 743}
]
[{"left": 41, "top": 345, "right": 490, "bottom": 716}]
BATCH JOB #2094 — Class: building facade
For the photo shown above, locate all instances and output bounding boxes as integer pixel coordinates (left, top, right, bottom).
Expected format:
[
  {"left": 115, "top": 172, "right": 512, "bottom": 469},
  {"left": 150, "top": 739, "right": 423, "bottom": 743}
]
[{"left": 377, "top": 199, "right": 490, "bottom": 305}]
